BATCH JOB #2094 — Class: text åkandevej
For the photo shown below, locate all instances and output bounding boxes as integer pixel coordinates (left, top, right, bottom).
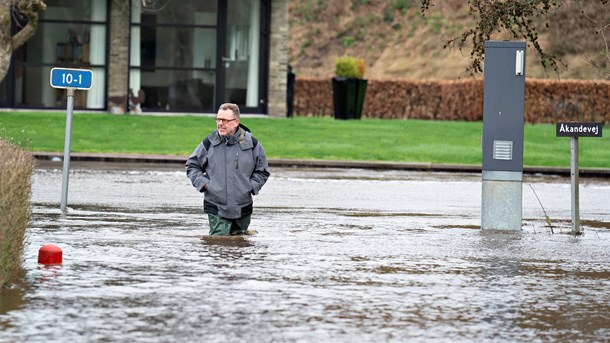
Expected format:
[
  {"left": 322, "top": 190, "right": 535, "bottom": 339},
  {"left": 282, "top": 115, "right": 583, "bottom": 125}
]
[{"left": 558, "top": 123, "right": 600, "bottom": 135}]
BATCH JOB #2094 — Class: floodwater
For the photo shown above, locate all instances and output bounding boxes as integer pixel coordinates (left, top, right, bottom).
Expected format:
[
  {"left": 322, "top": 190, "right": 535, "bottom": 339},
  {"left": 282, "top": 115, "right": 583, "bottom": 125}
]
[{"left": 1, "top": 161, "right": 609, "bottom": 342}]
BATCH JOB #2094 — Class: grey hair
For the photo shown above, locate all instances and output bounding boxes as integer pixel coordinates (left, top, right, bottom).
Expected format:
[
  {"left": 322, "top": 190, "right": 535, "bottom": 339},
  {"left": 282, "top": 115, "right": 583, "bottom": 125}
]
[{"left": 218, "top": 103, "right": 240, "bottom": 119}]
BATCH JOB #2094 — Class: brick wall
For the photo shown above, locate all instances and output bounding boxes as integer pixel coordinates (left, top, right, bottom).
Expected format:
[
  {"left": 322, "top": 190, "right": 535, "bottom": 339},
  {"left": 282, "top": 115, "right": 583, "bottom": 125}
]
[
  {"left": 267, "top": 0, "right": 289, "bottom": 117},
  {"left": 106, "top": 0, "right": 289, "bottom": 115},
  {"left": 107, "top": 1, "right": 130, "bottom": 112}
]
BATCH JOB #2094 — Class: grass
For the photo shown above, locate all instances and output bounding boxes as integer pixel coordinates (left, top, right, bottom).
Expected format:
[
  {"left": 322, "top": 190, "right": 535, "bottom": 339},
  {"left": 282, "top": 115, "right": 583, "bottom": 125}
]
[{"left": 0, "top": 111, "right": 608, "bottom": 168}]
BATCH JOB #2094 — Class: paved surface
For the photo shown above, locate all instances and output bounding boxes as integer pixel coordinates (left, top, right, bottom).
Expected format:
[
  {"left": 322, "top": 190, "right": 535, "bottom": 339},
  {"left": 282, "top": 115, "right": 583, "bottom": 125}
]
[{"left": 33, "top": 151, "right": 610, "bottom": 178}]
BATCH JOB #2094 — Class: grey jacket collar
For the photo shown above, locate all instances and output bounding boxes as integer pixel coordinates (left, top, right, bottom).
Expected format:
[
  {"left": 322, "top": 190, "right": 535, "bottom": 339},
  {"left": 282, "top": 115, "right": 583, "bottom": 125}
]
[{"left": 211, "top": 128, "right": 253, "bottom": 149}]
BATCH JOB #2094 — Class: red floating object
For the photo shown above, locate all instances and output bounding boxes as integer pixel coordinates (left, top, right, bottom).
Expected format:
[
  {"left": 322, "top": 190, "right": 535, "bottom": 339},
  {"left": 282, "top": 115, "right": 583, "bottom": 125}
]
[{"left": 38, "top": 244, "right": 63, "bottom": 265}]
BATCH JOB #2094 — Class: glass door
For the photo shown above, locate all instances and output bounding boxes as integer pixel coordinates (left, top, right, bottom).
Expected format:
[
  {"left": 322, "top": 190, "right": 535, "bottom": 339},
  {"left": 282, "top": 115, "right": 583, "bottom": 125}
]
[{"left": 222, "top": 0, "right": 261, "bottom": 112}]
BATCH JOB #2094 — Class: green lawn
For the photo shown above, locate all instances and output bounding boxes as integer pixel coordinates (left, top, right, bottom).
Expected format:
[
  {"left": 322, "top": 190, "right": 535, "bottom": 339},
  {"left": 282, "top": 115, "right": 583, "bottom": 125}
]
[{"left": 1, "top": 111, "right": 608, "bottom": 168}]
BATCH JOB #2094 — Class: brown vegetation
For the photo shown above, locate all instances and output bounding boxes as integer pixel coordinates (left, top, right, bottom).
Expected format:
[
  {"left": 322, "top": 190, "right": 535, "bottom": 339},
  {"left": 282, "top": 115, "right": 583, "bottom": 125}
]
[
  {"left": 295, "top": 78, "right": 610, "bottom": 124},
  {"left": 289, "top": 0, "right": 609, "bottom": 80},
  {"left": 0, "top": 140, "right": 35, "bottom": 288}
]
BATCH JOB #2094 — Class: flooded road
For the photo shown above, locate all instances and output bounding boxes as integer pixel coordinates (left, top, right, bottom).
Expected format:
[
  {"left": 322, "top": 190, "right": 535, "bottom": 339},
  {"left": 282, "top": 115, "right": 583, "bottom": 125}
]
[{"left": 1, "top": 162, "right": 609, "bottom": 342}]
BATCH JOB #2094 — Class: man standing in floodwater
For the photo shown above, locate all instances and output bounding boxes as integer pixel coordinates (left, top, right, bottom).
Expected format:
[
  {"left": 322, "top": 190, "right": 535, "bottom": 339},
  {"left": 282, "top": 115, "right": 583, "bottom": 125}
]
[{"left": 186, "top": 103, "right": 270, "bottom": 235}]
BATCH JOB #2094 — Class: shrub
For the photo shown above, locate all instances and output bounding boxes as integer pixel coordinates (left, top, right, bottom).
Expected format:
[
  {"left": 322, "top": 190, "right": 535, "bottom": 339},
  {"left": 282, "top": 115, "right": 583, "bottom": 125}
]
[
  {"left": 0, "top": 140, "right": 35, "bottom": 288},
  {"left": 294, "top": 77, "right": 610, "bottom": 123},
  {"left": 335, "top": 55, "right": 366, "bottom": 79},
  {"left": 342, "top": 36, "right": 355, "bottom": 47}
]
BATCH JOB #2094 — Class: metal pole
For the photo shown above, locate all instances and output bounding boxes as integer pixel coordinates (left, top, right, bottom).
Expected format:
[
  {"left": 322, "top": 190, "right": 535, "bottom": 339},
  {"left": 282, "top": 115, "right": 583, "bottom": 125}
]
[
  {"left": 60, "top": 88, "right": 75, "bottom": 213},
  {"left": 570, "top": 136, "right": 580, "bottom": 235}
]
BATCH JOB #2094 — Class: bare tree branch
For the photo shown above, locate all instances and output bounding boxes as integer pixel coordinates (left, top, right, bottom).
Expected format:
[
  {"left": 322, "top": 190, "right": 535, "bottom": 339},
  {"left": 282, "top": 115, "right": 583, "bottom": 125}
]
[
  {"left": 12, "top": 0, "right": 46, "bottom": 48},
  {"left": 0, "top": 0, "right": 46, "bottom": 82},
  {"left": 420, "top": 0, "right": 609, "bottom": 77},
  {"left": 575, "top": 1, "right": 610, "bottom": 78}
]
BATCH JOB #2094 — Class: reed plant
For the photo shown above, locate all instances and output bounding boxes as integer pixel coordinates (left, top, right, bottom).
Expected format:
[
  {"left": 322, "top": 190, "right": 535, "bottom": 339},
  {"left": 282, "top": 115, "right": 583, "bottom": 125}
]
[{"left": 0, "top": 139, "right": 35, "bottom": 288}]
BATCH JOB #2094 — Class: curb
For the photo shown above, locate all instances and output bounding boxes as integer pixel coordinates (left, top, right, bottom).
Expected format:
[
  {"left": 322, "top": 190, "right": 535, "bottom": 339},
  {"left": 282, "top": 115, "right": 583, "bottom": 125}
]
[{"left": 33, "top": 152, "right": 610, "bottom": 178}]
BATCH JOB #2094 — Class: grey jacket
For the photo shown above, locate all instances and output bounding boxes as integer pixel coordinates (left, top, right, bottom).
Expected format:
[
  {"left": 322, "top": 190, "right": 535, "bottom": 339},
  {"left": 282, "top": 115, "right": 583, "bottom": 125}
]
[{"left": 186, "top": 127, "right": 270, "bottom": 219}]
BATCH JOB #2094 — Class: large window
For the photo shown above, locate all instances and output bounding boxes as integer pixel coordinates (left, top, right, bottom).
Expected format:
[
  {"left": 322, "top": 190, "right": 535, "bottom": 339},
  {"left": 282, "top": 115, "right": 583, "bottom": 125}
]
[
  {"left": 130, "top": 1, "right": 218, "bottom": 112},
  {"left": 13, "top": 0, "right": 107, "bottom": 109},
  {"left": 225, "top": 0, "right": 261, "bottom": 109},
  {"left": 130, "top": 0, "right": 266, "bottom": 113}
]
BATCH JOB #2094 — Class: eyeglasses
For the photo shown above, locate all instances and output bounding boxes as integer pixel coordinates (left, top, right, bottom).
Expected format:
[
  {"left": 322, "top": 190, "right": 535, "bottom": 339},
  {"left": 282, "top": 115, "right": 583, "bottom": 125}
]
[{"left": 216, "top": 118, "right": 237, "bottom": 124}]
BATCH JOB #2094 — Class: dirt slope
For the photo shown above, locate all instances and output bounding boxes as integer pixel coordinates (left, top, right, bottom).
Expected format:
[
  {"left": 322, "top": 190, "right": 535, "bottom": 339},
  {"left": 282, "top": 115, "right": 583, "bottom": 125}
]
[{"left": 288, "top": 0, "right": 609, "bottom": 80}]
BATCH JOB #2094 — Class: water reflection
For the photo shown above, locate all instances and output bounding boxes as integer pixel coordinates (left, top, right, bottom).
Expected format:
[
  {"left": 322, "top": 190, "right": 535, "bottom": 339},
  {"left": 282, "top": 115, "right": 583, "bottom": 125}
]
[
  {"left": 0, "top": 165, "right": 608, "bottom": 342},
  {"left": 0, "top": 282, "right": 26, "bottom": 315},
  {"left": 475, "top": 230, "right": 610, "bottom": 342}
]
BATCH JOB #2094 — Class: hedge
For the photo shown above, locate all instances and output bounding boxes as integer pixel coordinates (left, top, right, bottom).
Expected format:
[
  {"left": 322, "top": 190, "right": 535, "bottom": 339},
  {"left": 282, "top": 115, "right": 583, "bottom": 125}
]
[
  {"left": 294, "top": 77, "right": 609, "bottom": 123},
  {"left": 0, "top": 140, "right": 35, "bottom": 288}
]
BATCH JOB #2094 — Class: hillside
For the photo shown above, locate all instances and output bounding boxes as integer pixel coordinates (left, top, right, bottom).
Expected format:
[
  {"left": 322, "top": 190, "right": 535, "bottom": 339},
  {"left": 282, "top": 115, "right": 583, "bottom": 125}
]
[{"left": 288, "top": 0, "right": 609, "bottom": 80}]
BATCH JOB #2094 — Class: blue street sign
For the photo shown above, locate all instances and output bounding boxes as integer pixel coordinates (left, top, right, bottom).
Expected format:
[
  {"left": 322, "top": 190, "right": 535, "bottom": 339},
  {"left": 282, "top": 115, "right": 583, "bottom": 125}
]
[
  {"left": 50, "top": 67, "right": 93, "bottom": 213},
  {"left": 50, "top": 67, "right": 93, "bottom": 90}
]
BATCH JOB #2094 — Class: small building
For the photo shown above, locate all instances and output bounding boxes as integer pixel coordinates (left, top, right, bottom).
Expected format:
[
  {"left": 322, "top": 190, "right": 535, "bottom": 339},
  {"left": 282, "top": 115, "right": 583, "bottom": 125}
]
[{"left": 0, "top": 0, "right": 289, "bottom": 116}]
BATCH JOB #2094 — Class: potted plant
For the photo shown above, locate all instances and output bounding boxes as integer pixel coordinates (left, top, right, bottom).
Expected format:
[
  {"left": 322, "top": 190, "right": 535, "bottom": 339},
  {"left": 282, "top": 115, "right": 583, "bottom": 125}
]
[{"left": 332, "top": 56, "right": 367, "bottom": 120}]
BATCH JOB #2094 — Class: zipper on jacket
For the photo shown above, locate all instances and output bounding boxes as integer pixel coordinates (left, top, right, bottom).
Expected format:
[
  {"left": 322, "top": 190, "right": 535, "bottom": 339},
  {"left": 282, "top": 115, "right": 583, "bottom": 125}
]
[{"left": 236, "top": 152, "right": 239, "bottom": 169}]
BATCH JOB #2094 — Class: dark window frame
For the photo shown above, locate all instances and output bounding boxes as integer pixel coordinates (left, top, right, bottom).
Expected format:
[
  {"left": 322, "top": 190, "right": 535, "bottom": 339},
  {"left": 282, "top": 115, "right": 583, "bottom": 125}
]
[
  {"left": 4, "top": 2, "right": 110, "bottom": 110},
  {"left": 128, "top": 0, "right": 269, "bottom": 114}
]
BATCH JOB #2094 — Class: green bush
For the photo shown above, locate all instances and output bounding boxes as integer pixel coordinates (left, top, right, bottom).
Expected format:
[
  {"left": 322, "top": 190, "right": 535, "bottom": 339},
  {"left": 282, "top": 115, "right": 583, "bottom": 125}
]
[
  {"left": 335, "top": 55, "right": 366, "bottom": 79},
  {"left": 0, "top": 140, "right": 35, "bottom": 288},
  {"left": 342, "top": 36, "right": 355, "bottom": 47},
  {"left": 393, "top": 0, "right": 411, "bottom": 14}
]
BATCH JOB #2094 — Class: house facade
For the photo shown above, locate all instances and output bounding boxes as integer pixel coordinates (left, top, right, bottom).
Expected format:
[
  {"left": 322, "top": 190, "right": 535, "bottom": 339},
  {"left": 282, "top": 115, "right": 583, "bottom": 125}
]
[{"left": 0, "top": 0, "right": 289, "bottom": 116}]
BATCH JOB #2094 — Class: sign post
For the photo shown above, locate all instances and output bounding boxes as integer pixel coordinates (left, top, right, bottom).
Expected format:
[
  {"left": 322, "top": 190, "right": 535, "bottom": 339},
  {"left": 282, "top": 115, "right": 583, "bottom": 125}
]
[
  {"left": 556, "top": 122, "right": 603, "bottom": 235},
  {"left": 50, "top": 68, "right": 93, "bottom": 213}
]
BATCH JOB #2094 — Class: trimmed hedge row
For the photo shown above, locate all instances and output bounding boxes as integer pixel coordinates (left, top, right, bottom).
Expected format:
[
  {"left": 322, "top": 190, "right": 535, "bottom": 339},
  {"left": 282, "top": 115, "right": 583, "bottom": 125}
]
[{"left": 294, "top": 77, "right": 610, "bottom": 123}]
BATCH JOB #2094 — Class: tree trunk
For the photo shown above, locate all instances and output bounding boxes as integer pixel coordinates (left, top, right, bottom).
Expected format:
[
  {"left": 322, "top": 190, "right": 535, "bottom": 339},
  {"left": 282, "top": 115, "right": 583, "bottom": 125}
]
[
  {"left": 0, "top": 0, "right": 46, "bottom": 83},
  {"left": 0, "top": 0, "right": 12, "bottom": 82}
]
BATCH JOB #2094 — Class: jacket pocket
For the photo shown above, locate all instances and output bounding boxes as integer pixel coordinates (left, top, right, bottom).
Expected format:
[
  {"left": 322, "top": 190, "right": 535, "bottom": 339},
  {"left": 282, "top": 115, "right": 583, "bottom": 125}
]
[
  {"left": 205, "top": 179, "right": 227, "bottom": 205},
  {"left": 234, "top": 176, "right": 253, "bottom": 205}
]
